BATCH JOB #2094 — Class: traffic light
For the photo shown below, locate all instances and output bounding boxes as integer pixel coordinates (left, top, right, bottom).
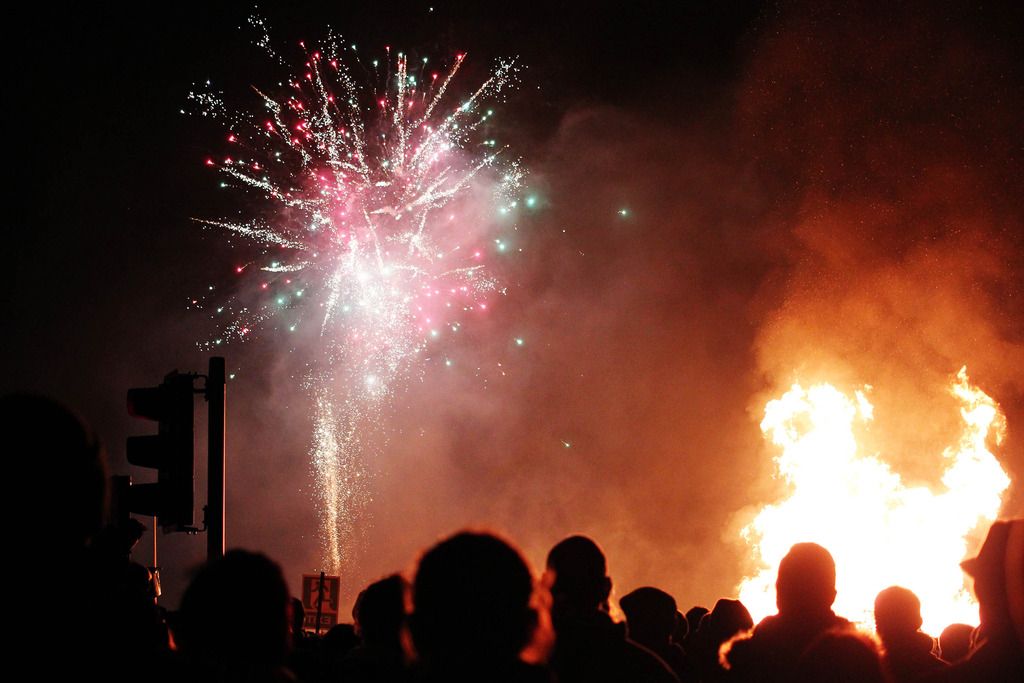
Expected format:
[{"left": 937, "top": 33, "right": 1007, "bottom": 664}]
[{"left": 126, "top": 371, "right": 195, "bottom": 530}]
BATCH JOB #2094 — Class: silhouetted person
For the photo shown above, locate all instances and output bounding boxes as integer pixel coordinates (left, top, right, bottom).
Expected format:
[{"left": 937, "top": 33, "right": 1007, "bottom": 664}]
[
  {"left": 322, "top": 623, "right": 361, "bottom": 677},
  {"left": 682, "top": 606, "right": 709, "bottom": 653},
  {"left": 288, "top": 597, "right": 321, "bottom": 683},
  {"left": 796, "top": 629, "right": 887, "bottom": 683},
  {"left": 4, "top": 394, "right": 169, "bottom": 681},
  {"left": 175, "top": 549, "right": 294, "bottom": 683},
  {"left": 672, "top": 609, "right": 690, "bottom": 648},
  {"left": 621, "top": 587, "right": 688, "bottom": 680},
  {"left": 926, "top": 519, "right": 1024, "bottom": 683},
  {"left": 409, "top": 531, "right": 551, "bottom": 682},
  {"left": 93, "top": 517, "right": 148, "bottom": 559},
  {"left": 290, "top": 597, "right": 307, "bottom": 647},
  {"left": 938, "top": 624, "right": 975, "bottom": 664},
  {"left": 725, "top": 542, "right": 852, "bottom": 683},
  {"left": 3, "top": 394, "right": 107, "bottom": 553},
  {"left": 339, "top": 574, "right": 409, "bottom": 682},
  {"left": 91, "top": 516, "right": 165, "bottom": 638},
  {"left": 875, "top": 585, "right": 945, "bottom": 681},
  {"left": 690, "top": 598, "right": 753, "bottom": 682},
  {"left": 546, "top": 535, "right": 678, "bottom": 683},
  {"left": 89, "top": 516, "right": 170, "bottom": 669}
]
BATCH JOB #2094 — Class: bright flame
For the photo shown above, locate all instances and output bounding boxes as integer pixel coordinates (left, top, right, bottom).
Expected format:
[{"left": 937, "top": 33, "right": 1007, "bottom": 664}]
[{"left": 738, "top": 367, "right": 1010, "bottom": 635}]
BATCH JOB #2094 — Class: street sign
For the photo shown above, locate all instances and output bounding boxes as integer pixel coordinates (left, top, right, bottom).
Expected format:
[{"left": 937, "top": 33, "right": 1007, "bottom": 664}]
[
  {"left": 302, "top": 611, "right": 338, "bottom": 631},
  {"left": 301, "top": 573, "right": 341, "bottom": 633}
]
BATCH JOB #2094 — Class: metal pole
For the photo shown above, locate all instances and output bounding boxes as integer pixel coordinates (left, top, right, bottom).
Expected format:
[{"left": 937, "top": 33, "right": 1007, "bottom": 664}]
[
  {"left": 207, "top": 357, "right": 226, "bottom": 561},
  {"left": 315, "top": 570, "right": 326, "bottom": 636}
]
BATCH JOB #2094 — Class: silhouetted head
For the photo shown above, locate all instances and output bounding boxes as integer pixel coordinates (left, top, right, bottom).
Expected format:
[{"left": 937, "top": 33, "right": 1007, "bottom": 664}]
[
  {"left": 620, "top": 587, "right": 677, "bottom": 645},
  {"left": 797, "top": 629, "right": 886, "bottom": 683},
  {"left": 874, "top": 586, "right": 923, "bottom": 643},
  {"left": 176, "top": 550, "right": 291, "bottom": 674},
  {"left": 938, "top": 623, "right": 974, "bottom": 663},
  {"left": 323, "top": 623, "right": 359, "bottom": 658},
  {"left": 3, "top": 394, "right": 106, "bottom": 549},
  {"left": 354, "top": 574, "right": 407, "bottom": 647},
  {"left": 671, "top": 609, "right": 689, "bottom": 644},
  {"left": 704, "top": 598, "right": 754, "bottom": 644},
  {"left": 684, "top": 606, "right": 710, "bottom": 639},
  {"left": 776, "top": 543, "right": 837, "bottom": 616},
  {"left": 546, "top": 535, "right": 612, "bottom": 612},
  {"left": 411, "top": 531, "right": 538, "bottom": 666},
  {"left": 961, "top": 519, "right": 1024, "bottom": 638},
  {"left": 290, "top": 597, "right": 305, "bottom": 644}
]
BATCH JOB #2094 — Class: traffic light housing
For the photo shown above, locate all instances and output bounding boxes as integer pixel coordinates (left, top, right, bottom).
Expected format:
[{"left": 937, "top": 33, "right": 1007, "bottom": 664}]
[{"left": 126, "top": 371, "right": 195, "bottom": 529}]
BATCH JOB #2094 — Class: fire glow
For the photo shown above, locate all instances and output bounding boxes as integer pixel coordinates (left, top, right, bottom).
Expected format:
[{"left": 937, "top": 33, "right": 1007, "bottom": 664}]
[{"left": 738, "top": 367, "right": 1010, "bottom": 634}]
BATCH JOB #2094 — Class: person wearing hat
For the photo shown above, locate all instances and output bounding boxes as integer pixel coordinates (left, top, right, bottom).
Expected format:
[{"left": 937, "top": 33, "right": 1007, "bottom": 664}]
[{"left": 927, "top": 518, "right": 1024, "bottom": 682}]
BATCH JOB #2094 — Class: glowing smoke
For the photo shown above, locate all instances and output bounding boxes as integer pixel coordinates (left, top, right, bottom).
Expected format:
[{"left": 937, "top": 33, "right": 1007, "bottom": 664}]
[{"left": 188, "top": 22, "right": 524, "bottom": 571}]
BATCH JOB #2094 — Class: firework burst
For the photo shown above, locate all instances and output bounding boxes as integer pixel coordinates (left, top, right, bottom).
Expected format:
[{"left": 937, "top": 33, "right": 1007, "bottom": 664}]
[{"left": 187, "top": 21, "right": 524, "bottom": 571}]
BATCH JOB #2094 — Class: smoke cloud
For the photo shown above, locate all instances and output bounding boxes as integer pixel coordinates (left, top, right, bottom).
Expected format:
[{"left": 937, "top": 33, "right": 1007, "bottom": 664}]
[
  {"left": 176, "top": 3, "right": 1024, "bottom": 612},
  {"left": 329, "top": 3, "right": 1024, "bottom": 611},
  {"left": 10, "top": 3, "right": 1022, "bottom": 616}
]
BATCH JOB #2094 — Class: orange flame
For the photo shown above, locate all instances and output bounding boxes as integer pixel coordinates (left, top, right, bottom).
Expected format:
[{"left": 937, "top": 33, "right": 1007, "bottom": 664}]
[{"left": 738, "top": 367, "right": 1010, "bottom": 634}]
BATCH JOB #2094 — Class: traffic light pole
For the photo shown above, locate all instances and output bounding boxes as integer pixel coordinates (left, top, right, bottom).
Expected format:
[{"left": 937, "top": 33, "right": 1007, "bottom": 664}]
[{"left": 207, "top": 357, "right": 226, "bottom": 561}]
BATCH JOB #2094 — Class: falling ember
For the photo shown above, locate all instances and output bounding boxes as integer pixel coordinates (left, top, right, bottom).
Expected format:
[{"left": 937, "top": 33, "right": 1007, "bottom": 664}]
[
  {"left": 186, "top": 19, "right": 525, "bottom": 572},
  {"left": 737, "top": 367, "right": 1010, "bottom": 635}
]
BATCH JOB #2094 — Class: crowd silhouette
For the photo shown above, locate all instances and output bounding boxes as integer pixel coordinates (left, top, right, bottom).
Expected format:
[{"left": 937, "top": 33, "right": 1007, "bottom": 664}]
[{"left": 8, "top": 394, "right": 1022, "bottom": 682}]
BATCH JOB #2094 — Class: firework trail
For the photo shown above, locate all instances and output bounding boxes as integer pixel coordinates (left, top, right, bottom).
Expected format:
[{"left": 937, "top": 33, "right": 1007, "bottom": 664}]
[{"left": 187, "top": 21, "right": 524, "bottom": 571}]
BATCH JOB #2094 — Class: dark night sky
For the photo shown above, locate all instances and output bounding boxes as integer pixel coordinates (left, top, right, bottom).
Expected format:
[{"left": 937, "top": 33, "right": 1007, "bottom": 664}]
[
  {"left": 8, "top": 1, "right": 1024, "bottom": 614},
  {"left": 10, "top": 0, "right": 763, "bottom": 398}
]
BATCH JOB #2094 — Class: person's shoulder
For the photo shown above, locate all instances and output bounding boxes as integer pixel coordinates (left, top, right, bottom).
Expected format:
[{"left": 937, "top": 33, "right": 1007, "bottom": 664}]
[
  {"left": 622, "top": 639, "right": 680, "bottom": 683},
  {"left": 751, "top": 613, "right": 785, "bottom": 639},
  {"left": 830, "top": 613, "right": 854, "bottom": 629},
  {"left": 725, "top": 615, "right": 780, "bottom": 669},
  {"left": 755, "top": 614, "right": 782, "bottom": 628},
  {"left": 412, "top": 661, "right": 553, "bottom": 683},
  {"left": 512, "top": 661, "right": 556, "bottom": 683}
]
